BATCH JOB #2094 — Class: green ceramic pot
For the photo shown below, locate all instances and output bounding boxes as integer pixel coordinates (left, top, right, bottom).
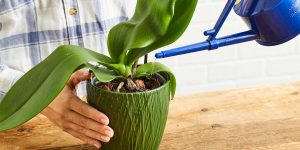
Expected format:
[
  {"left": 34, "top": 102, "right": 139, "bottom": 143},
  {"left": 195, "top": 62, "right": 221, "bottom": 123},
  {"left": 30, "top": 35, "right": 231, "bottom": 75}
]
[{"left": 86, "top": 73, "right": 170, "bottom": 150}]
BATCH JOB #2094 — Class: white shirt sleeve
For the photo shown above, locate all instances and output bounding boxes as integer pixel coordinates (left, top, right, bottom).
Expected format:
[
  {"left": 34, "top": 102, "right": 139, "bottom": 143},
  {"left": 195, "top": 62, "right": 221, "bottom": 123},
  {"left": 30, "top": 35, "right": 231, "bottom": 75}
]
[{"left": 0, "top": 64, "right": 24, "bottom": 101}]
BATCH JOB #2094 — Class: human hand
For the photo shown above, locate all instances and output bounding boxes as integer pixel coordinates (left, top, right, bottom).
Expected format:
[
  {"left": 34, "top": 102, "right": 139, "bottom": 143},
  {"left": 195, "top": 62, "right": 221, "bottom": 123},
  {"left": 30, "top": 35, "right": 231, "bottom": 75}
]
[{"left": 41, "top": 69, "right": 113, "bottom": 149}]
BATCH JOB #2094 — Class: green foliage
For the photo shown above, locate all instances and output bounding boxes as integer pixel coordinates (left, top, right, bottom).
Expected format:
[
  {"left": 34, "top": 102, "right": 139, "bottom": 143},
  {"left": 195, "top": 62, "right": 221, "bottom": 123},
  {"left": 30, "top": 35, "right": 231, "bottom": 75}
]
[
  {"left": 125, "top": 0, "right": 198, "bottom": 65},
  {"left": 0, "top": 45, "right": 113, "bottom": 130},
  {"left": 107, "top": 0, "right": 175, "bottom": 64},
  {"left": 108, "top": 0, "right": 198, "bottom": 66},
  {"left": 0, "top": 0, "right": 198, "bottom": 131},
  {"left": 134, "top": 62, "right": 176, "bottom": 99},
  {"left": 86, "top": 63, "right": 121, "bottom": 82}
]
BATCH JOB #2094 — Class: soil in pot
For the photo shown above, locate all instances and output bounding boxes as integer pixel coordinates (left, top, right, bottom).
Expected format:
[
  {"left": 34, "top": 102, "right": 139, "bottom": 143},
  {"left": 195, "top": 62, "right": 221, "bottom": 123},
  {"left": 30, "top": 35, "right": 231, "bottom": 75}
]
[{"left": 94, "top": 75, "right": 162, "bottom": 93}]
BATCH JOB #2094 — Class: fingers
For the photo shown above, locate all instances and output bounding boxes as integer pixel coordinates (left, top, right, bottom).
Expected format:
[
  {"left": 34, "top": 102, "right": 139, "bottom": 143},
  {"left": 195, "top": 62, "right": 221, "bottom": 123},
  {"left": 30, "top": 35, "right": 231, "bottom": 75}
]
[
  {"left": 64, "top": 128, "right": 102, "bottom": 149},
  {"left": 69, "top": 96, "right": 110, "bottom": 125},
  {"left": 66, "top": 121, "right": 112, "bottom": 143},
  {"left": 43, "top": 70, "right": 115, "bottom": 148},
  {"left": 68, "top": 69, "right": 91, "bottom": 87},
  {"left": 64, "top": 110, "right": 114, "bottom": 137}
]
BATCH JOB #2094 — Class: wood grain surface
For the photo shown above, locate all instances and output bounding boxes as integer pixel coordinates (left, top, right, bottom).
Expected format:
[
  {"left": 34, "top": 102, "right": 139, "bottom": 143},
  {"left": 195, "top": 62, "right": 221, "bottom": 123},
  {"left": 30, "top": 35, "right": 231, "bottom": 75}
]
[{"left": 1, "top": 82, "right": 300, "bottom": 150}]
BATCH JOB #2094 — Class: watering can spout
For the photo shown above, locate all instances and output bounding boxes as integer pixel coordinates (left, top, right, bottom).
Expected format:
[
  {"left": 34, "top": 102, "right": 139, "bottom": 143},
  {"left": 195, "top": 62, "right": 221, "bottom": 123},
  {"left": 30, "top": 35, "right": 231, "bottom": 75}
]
[
  {"left": 155, "top": 0, "right": 300, "bottom": 59},
  {"left": 155, "top": 30, "right": 258, "bottom": 58}
]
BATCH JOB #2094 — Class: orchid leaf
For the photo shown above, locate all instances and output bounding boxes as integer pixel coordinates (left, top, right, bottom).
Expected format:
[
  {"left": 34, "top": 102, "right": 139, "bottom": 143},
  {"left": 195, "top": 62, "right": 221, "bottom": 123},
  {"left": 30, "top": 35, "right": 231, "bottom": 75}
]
[
  {"left": 125, "top": 0, "right": 198, "bottom": 65},
  {"left": 0, "top": 45, "right": 112, "bottom": 130},
  {"left": 107, "top": 63, "right": 132, "bottom": 77},
  {"left": 134, "top": 62, "right": 176, "bottom": 99},
  {"left": 85, "top": 63, "right": 120, "bottom": 82},
  {"left": 107, "top": 0, "right": 175, "bottom": 63}
]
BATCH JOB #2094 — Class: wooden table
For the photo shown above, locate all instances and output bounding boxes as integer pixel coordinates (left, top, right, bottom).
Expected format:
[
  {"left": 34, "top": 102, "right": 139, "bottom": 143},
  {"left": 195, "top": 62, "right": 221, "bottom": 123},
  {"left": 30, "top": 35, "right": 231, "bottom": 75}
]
[{"left": 1, "top": 82, "right": 300, "bottom": 150}]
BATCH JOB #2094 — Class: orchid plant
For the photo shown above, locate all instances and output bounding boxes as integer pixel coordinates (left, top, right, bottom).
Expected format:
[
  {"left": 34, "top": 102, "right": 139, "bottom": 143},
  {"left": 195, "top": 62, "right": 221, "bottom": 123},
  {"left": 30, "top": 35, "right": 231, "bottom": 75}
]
[{"left": 0, "top": 0, "right": 198, "bottom": 130}]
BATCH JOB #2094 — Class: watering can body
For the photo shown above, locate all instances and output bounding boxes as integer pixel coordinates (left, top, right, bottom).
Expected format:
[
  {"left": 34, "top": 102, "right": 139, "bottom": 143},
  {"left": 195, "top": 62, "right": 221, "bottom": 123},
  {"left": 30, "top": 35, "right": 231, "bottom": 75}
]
[
  {"left": 155, "top": 0, "right": 300, "bottom": 58},
  {"left": 235, "top": 0, "right": 300, "bottom": 46}
]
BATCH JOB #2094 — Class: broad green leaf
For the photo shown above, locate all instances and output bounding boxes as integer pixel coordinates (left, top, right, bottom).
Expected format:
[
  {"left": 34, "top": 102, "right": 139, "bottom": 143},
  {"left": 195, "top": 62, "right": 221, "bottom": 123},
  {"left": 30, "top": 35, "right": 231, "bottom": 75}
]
[
  {"left": 0, "top": 45, "right": 112, "bottom": 130},
  {"left": 107, "top": 63, "right": 132, "bottom": 77},
  {"left": 107, "top": 0, "right": 176, "bottom": 63},
  {"left": 134, "top": 62, "right": 176, "bottom": 99},
  {"left": 125, "top": 0, "right": 198, "bottom": 65},
  {"left": 85, "top": 63, "right": 120, "bottom": 82}
]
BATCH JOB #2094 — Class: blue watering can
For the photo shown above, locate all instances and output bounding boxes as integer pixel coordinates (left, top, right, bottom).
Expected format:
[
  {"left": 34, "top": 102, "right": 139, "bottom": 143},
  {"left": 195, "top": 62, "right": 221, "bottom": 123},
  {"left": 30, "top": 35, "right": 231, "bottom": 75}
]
[{"left": 155, "top": 0, "right": 300, "bottom": 59}]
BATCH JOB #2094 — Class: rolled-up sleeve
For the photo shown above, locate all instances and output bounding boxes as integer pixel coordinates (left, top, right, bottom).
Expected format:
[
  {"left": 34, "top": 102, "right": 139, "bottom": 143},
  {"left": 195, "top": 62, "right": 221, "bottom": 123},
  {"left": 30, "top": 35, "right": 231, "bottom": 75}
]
[{"left": 0, "top": 64, "right": 24, "bottom": 101}]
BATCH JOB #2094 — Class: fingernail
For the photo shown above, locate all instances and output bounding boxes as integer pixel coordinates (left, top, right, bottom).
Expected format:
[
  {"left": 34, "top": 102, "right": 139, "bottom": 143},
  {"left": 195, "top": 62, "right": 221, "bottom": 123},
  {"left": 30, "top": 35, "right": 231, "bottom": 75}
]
[
  {"left": 101, "top": 135, "right": 110, "bottom": 142},
  {"left": 100, "top": 118, "right": 109, "bottom": 125},
  {"left": 83, "top": 71, "right": 90, "bottom": 76},
  {"left": 105, "top": 130, "right": 114, "bottom": 137},
  {"left": 94, "top": 143, "right": 100, "bottom": 149}
]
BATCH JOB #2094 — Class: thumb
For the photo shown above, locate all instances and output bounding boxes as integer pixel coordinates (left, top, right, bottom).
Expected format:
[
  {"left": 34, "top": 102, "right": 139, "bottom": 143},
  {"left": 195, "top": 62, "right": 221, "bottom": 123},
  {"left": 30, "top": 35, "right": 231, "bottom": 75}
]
[{"left": 68, "top": 69, "right": 91, "bottom": 87}]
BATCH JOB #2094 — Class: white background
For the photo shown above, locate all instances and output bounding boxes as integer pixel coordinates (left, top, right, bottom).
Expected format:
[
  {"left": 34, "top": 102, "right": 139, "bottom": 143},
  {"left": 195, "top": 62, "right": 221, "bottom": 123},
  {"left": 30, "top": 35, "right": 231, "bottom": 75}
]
[{"left": 148, "top": 0, "right": 300, "bottom": 95}]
